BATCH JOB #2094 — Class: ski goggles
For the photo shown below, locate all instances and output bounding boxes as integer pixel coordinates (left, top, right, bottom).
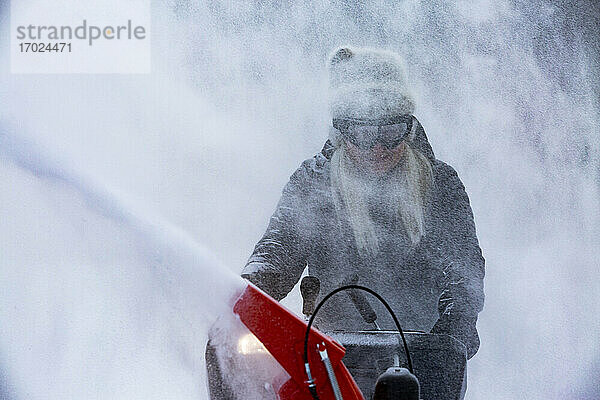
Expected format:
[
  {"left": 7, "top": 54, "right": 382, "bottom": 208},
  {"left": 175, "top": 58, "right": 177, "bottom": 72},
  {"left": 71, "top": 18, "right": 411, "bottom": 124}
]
[{"left": 332, "top": 115, "right": 414, "bottom": 150}]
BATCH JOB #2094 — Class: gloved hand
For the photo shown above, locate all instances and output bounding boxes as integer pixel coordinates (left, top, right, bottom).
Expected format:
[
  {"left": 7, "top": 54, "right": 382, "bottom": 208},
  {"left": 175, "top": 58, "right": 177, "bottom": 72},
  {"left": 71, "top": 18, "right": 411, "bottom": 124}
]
[{"left": 431, "top": 314, "right": 480, "bottom": 359}]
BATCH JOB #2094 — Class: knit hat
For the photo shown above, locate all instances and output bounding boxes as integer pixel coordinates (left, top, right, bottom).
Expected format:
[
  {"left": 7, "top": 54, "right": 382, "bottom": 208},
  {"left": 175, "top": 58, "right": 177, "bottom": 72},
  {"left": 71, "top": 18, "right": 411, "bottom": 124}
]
[{"left": 327, "top": 46, "right": 415, "bottom": 121}]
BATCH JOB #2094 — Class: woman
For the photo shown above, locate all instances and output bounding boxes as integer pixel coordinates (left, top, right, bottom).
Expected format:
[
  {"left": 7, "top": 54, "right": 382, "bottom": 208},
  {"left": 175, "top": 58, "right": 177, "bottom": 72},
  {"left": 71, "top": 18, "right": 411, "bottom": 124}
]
[{"left": 242, "top": 46, "right": 485, "bottom": 359}]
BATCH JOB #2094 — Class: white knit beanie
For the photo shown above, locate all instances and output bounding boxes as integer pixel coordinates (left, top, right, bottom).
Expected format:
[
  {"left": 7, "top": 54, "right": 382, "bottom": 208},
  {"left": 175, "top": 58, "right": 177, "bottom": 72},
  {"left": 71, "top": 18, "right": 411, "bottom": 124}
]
[{"left": 327, "top": 46, "right": 415, "bottom": 121}]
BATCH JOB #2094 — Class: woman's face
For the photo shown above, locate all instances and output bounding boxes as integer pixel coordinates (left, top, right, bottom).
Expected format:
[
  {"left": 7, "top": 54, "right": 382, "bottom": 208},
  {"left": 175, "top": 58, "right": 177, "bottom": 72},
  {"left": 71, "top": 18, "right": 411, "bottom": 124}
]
[{"left": 344, "top": 140, "right": 406, "bottom": 176}]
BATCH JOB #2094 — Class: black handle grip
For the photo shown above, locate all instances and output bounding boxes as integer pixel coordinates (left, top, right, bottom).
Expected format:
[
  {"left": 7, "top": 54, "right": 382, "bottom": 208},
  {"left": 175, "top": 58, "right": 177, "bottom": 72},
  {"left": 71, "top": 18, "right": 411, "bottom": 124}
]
[
  {"left": 300, "top": 276, "right": 320, "bottom": 316},
  {"left": 343, "top": 274, "right": 378, "bottom": 324}
]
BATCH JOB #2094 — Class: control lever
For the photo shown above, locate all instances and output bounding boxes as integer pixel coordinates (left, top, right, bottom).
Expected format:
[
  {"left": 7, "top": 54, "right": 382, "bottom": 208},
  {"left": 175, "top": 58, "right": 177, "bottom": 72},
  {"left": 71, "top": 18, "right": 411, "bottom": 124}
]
[
  {"left": 318, "top": 343, "right": 343, "bottom": 400},
  {"left": 300, "top": 276, "right": 320, "bottom": 319},
  {"left": 343, "top": 274, "right": 380, "bottom": 329}
]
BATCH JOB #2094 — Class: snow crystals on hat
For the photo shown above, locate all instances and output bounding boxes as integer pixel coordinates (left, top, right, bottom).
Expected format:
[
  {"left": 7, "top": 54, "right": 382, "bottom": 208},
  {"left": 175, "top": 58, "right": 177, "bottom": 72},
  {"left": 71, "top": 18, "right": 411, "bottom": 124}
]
[{"left": 328, "top": 46, "right": 415, "bottom": 120}]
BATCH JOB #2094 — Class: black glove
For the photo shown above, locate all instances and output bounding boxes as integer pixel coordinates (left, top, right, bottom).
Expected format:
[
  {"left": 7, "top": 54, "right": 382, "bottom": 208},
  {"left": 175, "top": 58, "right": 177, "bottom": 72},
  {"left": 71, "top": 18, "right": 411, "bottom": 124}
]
[{"left": 431, "top": 314, "right": 480, "bottom": 359}]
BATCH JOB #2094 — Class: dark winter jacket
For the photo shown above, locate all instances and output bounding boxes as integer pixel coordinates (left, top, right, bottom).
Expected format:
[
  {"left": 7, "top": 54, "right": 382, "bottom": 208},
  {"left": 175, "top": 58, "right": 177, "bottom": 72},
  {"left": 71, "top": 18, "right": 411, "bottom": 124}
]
[{"left": 241, "top": 120, "right": 485, "bottom": 359}]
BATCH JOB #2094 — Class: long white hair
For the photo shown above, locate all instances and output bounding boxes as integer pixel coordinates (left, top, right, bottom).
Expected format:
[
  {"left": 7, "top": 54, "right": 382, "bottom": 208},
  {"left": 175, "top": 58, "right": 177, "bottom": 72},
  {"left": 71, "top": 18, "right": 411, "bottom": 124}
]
[{"left": 329, "top": 141, "right": 433, "bottom": 257}]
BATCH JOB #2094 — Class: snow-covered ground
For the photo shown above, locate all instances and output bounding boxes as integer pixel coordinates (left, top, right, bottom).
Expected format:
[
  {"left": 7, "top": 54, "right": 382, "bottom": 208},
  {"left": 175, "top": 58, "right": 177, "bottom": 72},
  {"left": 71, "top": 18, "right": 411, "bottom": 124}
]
[{"left": 1, "top": 0, "right": 599, "bottom": 399}]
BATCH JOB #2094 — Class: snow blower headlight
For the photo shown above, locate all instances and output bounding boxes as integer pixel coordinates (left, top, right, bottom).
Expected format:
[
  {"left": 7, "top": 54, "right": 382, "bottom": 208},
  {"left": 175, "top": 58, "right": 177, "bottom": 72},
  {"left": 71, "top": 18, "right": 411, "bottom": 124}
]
[{"left": 237, "top": 332, "right": 269, "bottom": 355}]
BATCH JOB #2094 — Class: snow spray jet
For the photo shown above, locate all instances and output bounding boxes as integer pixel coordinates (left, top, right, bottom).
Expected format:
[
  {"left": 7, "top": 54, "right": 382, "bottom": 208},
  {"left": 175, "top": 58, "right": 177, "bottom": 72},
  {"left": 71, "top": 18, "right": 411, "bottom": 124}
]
[
  {"left": 0, "top": 130, "right": 245, "bottom": 400},
  {"left": 0, "top": 2, "right": 264, "bottom": 398}
]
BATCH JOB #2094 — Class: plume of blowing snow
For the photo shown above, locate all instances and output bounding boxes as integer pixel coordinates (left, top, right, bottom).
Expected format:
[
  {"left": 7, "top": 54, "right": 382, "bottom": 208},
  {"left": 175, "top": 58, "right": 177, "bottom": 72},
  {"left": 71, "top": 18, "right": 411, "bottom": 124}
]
[{"left": 0, "top": 132, "right": 245, "bottom": 399}]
